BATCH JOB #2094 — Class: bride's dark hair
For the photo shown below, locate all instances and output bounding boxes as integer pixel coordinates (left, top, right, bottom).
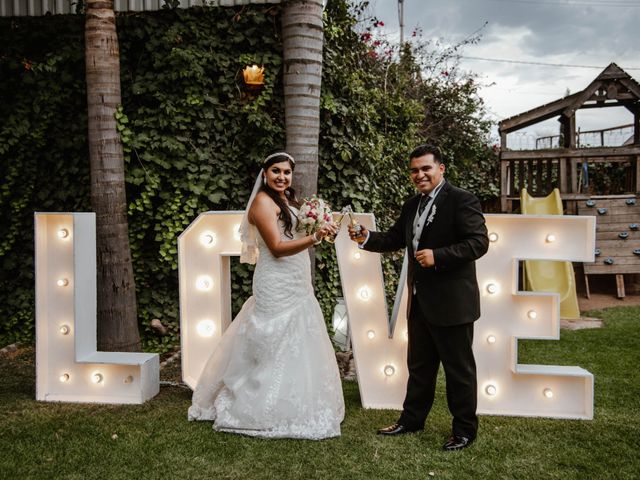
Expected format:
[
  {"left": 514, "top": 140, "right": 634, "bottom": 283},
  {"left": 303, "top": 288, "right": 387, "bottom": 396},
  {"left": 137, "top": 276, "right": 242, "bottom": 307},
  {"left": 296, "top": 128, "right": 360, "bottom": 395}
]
[{"left": 260, "top": 153, "right": 300, "bottom": 239}]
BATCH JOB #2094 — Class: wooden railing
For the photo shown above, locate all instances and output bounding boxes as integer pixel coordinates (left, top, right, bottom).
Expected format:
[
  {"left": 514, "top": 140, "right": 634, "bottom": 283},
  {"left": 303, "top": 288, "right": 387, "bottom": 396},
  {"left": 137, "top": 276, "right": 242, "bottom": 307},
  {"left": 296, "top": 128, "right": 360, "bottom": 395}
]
[
  {"left": 577, "top": 124, "right": 634, "bottom": 148},
  {"left": 499, "top": 145, "right": 640, "bottom": 212},
  {"left": 535, "top": 124, "right": 634, "bottom": 150}
]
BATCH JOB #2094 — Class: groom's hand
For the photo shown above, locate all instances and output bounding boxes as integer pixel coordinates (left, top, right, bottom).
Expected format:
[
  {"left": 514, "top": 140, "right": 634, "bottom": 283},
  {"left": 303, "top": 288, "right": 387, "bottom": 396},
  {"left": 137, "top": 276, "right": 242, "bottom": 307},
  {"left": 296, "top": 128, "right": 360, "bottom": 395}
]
[
  {"left": 415, "top": 249, "right": 435, "bottom": 268},
  {"left": 348, "top": 225, "right": 368, "bottom": 244}
]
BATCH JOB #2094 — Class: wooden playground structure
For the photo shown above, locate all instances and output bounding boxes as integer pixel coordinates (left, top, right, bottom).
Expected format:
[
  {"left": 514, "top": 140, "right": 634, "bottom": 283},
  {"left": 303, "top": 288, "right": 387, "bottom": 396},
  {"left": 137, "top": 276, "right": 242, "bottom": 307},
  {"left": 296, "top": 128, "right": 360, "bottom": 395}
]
[{"left": 498, "top": 63, "right": 640, "bottom": 298}]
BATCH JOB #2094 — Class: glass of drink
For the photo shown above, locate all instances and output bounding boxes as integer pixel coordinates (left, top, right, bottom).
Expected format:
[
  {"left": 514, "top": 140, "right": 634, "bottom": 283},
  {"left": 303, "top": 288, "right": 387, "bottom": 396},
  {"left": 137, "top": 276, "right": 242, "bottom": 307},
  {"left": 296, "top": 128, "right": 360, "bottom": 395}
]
[
  {"left": 325, "top": 208, "right": 347, "bottom": 244},
  {"left": 345, "top": 205, "right": 364, "bottom": 241}
]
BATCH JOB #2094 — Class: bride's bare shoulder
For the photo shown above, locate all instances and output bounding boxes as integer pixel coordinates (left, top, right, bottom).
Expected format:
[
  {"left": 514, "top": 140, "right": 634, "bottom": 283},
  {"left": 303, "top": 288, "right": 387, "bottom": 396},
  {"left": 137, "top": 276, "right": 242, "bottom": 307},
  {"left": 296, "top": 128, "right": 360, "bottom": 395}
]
[{"left": 249, "top": 192, "right": 280, "bottom": 224}]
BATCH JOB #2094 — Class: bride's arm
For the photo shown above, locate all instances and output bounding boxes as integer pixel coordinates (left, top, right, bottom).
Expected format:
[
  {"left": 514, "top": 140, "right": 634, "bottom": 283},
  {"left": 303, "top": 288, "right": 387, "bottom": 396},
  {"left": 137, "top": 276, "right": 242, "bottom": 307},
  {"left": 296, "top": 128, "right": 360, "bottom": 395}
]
[{"left": 250, "top": 193, "right": 331, "bottom": 258}]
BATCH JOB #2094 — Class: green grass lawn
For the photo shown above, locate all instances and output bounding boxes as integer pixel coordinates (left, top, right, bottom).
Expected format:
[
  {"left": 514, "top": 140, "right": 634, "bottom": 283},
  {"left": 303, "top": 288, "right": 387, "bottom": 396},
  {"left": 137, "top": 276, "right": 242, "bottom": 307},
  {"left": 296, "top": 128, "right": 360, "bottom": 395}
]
[{"left": 2, "top": 307, "right": 639, "bottom": 480}]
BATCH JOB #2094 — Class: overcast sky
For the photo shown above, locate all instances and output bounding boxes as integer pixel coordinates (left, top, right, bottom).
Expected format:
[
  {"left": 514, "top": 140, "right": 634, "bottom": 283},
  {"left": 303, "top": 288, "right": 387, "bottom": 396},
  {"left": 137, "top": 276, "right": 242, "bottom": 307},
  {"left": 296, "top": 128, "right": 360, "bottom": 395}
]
[{"left": 365, "top": 0, "right": 640, "bottom": 147}]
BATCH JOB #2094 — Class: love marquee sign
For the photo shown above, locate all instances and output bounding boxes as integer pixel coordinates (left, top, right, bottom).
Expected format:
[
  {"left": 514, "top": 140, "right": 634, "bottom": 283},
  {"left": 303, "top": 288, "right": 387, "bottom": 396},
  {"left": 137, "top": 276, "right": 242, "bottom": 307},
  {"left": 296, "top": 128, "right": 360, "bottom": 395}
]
[{"left": 34, "top": 211, "right": 595, "bottom": 419}]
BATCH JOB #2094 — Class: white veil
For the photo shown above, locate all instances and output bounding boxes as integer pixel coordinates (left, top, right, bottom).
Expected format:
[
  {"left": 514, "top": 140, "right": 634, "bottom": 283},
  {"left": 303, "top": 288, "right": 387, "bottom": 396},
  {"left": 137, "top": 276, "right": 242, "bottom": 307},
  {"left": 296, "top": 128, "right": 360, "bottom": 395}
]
[
  {"left": 239, "top": 169, "right": 263, "bottom": 264},
  {"left": 239, "top": 152, "right": 295, "bottom": 264}
]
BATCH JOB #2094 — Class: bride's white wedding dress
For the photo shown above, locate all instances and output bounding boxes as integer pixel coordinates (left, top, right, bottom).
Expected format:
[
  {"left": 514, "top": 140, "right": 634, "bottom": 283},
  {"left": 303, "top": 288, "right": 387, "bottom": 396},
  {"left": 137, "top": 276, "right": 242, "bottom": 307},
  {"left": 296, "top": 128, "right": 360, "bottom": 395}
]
[{"left": 188, "top": 207, "right": 345, "bottom": 439}]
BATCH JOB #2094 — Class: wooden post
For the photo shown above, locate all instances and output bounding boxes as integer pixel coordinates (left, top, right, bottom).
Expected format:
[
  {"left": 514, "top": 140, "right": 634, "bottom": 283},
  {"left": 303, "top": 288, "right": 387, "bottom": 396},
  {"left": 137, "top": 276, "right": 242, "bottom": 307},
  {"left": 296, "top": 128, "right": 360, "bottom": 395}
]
[
  {"left": 499, "top": 130, "right": 509, "bottom": 212},
  {"left": 570, "top": 158, "right": 579, "bottom": 193},
  {"left": 518, "top": 160, "right": 525, "bottom": 194},
  {"left": 536, "top": 159, "right": 543, "bottom": 195},
  {"left": 500, "top": 160, "right": 509, "bottom": 212},
  {"left": 509, "top": 160, "right": 515, "bottom": 199},
  {"left": 561, "top": 114, "right": 576, "bottom": 148},
  {"left": 584, "top": 273, "right": 590, "bottom": 299},
  {"left": 616, "top": 274, "right": 625, "bottom": 299},
  {"left": 559, "top": 158, "right": 568, "bottom": 193},
  {"left": 636, "top": 155, "right": 640, "bottom": 195},
  {"left": 560, "top": 116, "right": 568, "bottom": 148}
]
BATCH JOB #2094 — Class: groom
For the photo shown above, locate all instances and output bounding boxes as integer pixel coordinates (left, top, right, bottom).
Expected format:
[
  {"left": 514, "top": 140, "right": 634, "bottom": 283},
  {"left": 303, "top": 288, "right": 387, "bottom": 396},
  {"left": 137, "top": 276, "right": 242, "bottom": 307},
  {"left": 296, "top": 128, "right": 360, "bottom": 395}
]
[{"left": 349, "top": 144, "right": 488, "bottom": 451}]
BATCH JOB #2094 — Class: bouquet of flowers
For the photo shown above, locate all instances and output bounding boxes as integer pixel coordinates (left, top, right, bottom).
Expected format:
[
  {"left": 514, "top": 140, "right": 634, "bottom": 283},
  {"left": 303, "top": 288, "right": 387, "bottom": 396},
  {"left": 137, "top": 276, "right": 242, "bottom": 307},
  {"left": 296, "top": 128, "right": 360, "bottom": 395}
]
[{"left": 297, "top": 195, "right": 333, "bottom": 235}]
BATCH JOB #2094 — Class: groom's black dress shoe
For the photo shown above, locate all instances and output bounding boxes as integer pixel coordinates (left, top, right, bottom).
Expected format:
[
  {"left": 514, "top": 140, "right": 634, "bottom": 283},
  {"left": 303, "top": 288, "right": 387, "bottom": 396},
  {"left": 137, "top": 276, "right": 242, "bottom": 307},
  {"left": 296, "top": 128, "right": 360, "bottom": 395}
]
[
  {"left": 376, "top": 423, "right": 420, "bottom": 436},
  {"left": 442, "top": 435, "right": 473, "bottom": 451}
]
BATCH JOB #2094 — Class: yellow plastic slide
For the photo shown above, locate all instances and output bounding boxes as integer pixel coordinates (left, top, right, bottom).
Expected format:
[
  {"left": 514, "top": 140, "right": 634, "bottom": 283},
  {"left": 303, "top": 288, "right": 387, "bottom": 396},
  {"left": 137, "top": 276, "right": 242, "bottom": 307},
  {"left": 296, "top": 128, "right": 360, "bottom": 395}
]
[{"left": 520, "top": 188, "right": 581, "bottom": 319}]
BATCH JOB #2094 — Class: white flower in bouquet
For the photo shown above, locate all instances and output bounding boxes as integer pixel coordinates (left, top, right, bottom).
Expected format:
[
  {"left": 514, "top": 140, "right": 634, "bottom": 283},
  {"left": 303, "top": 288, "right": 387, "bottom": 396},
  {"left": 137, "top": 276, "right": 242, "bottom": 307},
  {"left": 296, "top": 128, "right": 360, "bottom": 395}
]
[{"left": 297, "top": 195, "right": 333, "bottom": 235}]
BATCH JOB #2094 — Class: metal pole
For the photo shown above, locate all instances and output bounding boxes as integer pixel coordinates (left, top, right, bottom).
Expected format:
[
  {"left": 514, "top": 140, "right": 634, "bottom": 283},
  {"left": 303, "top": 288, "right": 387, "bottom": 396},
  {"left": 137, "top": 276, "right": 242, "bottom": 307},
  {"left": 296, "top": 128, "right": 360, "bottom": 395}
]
[{"left": 398, "top": 0, "right": 405, "bottom": 47}]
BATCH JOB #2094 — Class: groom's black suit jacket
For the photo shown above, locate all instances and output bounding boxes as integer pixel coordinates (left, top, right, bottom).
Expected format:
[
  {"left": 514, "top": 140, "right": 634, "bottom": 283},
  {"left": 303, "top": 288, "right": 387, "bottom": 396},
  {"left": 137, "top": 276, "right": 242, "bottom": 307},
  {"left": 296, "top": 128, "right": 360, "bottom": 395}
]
[{"left": 364, "top": 181, "right": 489, "bottom": 326}]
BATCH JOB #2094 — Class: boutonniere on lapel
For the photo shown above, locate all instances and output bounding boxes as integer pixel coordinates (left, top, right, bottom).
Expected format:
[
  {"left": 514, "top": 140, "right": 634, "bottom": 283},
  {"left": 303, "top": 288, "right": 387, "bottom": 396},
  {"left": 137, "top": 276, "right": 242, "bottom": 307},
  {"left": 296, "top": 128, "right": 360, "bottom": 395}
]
[{"left": 426, "top": 205, "right": 437, "bottom": 226}]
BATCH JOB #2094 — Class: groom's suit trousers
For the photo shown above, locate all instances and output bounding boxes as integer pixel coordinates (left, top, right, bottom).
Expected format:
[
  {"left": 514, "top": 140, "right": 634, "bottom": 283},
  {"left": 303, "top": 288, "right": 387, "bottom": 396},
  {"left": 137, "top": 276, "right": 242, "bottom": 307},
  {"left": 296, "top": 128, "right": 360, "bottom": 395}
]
[{"left": 398, "top": 294, "right": 478, "bottom": 439}]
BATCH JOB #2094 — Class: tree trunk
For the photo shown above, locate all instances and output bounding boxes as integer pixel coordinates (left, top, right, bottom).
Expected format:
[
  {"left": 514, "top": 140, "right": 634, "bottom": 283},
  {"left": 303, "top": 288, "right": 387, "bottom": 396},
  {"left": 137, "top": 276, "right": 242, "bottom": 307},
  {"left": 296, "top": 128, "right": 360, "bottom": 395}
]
[
  {"left": 85, "top": 0, "right": 140, "bottom": 352},
  {"left": 282, "top": 0, "right": 324, "bottom": 200}
]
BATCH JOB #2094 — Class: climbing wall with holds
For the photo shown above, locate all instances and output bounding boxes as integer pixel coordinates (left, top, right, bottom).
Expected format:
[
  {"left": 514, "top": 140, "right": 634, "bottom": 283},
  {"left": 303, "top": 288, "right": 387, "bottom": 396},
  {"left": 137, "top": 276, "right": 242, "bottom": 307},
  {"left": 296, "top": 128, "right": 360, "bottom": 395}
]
[{"left": 578, "top": 196, "right": 640, "bottom": 298}]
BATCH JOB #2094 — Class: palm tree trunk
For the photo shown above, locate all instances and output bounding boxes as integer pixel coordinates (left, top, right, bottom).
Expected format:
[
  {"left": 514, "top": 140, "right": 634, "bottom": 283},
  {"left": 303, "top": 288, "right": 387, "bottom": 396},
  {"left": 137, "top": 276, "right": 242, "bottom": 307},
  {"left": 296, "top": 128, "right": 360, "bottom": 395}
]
[
  {"left": 85, "top": 0, "right": 140, "bottom": 352},
  {"left": 282, "top": 0, "right": 324, "bottom": 200}
]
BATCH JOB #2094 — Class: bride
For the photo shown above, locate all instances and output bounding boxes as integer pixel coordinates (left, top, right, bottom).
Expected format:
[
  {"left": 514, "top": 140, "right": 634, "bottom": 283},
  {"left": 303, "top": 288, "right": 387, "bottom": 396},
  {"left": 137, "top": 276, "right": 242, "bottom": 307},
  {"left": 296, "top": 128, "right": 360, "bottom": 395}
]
[{"left": 188, "top": 152, "right": 345, "bottom": 439}]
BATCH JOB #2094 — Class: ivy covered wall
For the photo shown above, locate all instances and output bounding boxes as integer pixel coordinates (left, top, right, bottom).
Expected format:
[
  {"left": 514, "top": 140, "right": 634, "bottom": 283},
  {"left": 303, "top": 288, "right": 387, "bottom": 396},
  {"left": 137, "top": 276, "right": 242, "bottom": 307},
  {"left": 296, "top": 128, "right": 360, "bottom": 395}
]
[{"left": 0, "top": 1, "right": 497, "bottom": 351}]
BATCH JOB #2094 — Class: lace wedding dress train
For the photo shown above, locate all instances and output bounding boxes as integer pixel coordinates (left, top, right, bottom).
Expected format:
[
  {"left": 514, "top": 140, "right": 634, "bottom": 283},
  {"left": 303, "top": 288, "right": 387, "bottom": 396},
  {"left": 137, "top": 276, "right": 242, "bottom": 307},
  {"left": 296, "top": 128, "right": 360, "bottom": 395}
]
[{"left": 188, "top": 210, "right": 345, "bottom": 439}]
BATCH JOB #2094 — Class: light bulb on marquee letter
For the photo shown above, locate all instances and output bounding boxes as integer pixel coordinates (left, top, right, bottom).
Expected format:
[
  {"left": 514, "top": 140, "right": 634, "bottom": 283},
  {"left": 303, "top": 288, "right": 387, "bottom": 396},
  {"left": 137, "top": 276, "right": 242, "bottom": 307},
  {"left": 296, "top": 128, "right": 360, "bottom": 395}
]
[
  {"left": 57, "top": 278, "right": 69, "bottom": 287},
  {"left": 366, "top": 330, "right": 375, "bottom": 340},
  {"left": 197, "top": 320, "right": 216, "bottom": 337},
  {"left": 488, "top": 232, "right": 499, "bottom": 243},
  {"left": 353, "top": 251, "right": 361, "bottom": 260},
  {"left": 486, "top": 283, "right": 499, "bottom": 294},
  {"left": 200, "top": 232, "right": 216, "bottom": 247},
  {"left": 124, "top": 375, "right": 134, "bottom": 384},
  {"left": 59, "top": 373, "right": 70, "bottom": 383},
  {"left": 57, "top": 228, "right": 70, "bottom": 239},
  {"left": 59, "top": 325, "right": 70, "bottom": 335},
  {"left": 92, "top": 373, "right": 103, "bottom": 384},
  {"left": 384, "top": 365, "right": 395, "bottom": 377},
  {"left": 545, "top": 233, "right": 556, "bottom": 243},
  {"left": 486, "top": 334, "right": 496, "bottom": 345},
  {"left": 543, "top": 388, "right": 554, "bottom": 399},
  {"left": 485, "top": 384, "right": 497, "bottom": 396},
  {"left": 196, "top": 275, "right": 213, "bottom": 291},
  {"left": 358, "top": 285, "right": 371, "bottom": 301},
  {"left": 527, "top": 309, "right": 538, "bottom": 320}
]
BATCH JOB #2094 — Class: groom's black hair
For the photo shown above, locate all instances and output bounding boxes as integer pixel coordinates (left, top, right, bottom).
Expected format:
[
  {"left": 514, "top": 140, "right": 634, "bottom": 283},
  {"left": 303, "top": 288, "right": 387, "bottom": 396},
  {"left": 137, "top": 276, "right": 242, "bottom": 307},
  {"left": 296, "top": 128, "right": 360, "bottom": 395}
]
[{"left": 409, "top": 144, "right": 444, "bottom": 164}]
